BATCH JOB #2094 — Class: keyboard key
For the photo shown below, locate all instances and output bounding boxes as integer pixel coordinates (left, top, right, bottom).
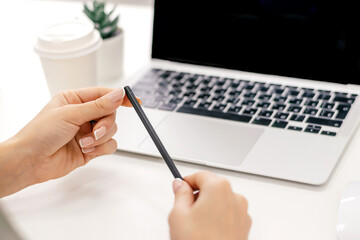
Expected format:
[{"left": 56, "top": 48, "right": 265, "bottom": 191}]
[
  {"left": 213, "top": 103, "right": 228, "bottom": 112},
  {"left": 272, "top": 103, "right": 286, "bottom": 111},
  {"left": 159, "top": 103, "right": 177, "bottom": 111},
  {"left": 227, "top": 105, "right": 242, "bottom": 113},
  {"left": 275, "top": 112, "right": 289, "bottom": 120},
  {"left": 272, "top": 120, "right": 288, "bottom": 128},
  {"left": 305, "top": 100, "right": 319, "bottom": 107},
  {"left": 288, "top": 90, "right": 300, "bottom": 96},
  {"left": 333, "top": 96, "right": 355, "bottom": 104},
  {"left": 243, "top": 108, "right": 258, "bottom": 115},
  {"left": 243, "top": 84, "right": 255, "bottom": 90},
  {"left": 288, "top": 98, "right": 303, "bottom": 105},
  {"left": 288, "top": 105, "right": 302, "bottom": 113},
  {"left": 186, "top": 84, "right": 198, "bottom": 90},
  {"left": 243, "top": 92, "right": 257, "bottom": 98},
  {"left": 178, "top": 106, "right": 252, "bottom": 123},
  {"left": 169, "top": 89, "right": 182, "bottom": 95},
  {"left": 335, "top": 91, "right": 347, "bottom": 96},
  {"left": 169, "top": 97, "right": 183, "bottom": 104},
  {"left": 321, "top": 131, "right": 337, "bottom": 136},
  {"left": 259, "top": 86, "right": 270, "bottom": 92},
  {"left": 272, "top": 88, "right": 284, "bottom": 94},
  {"left": 212, "top": 96, "right": 226, "bottom": 102},
  {"left": 258, "top": 94, "right": 272, "bottom": 101},
  {"left": 257, "top": 101, "right": 271, "bottom": 108},
  {"left": 198, "top": 101, "right": 212, "bottom": 109},
  {"left": 273, "top": 96, "right": 287, "bottom": 103},
  {"left": 230, "top": 82, "right": 240, "bottom": 88},
  {"left": 259, "top": 110, "right": 273, "bottom": 118},
  {"left": 306, "top": 117, "right": 343, "bottom": 127},
  {"left": 252, "top": 117, "right": 272, "bottom": 126},
  {"left": 304, "top": 125, "right": 321, "bottom": 134},
  {"left": 198, "top": 93, "right": 211, "bottom": 99},
  {"left": 216, "top": 81, "right": 226, "bottom": 87},
  {"left": 305, "top": 128, "right": 320, "bottom": 134},
  {"left": 304, "top": 108, "right": 318, "bottom": 115},
  {"left": 226, "top": 97, "right": 240, "bottom": 104},
  {"left": 288, "top": 126, "right": 303, "bottom": 131},
  {"left": 290, "top": 114, "right": 305, "bottom": 122},
  {"left": 183, "top": 99, "right": 197, "bottom": 107},
  {"left": 200, "top": 86, "right": 212, "bottom": 92},
  {"left": 302, "top": 92, "right": 315, "bottom": 98},
  {"left": 229, "top": 90, "right": 242, "bottom": 96},
  {"left": 317, "top": 94, "right": 331, "bottom": 100},
  {"left": 321, "top": 102, "right": 335, "bottom": 109},
  {"left": 215, "top": 88, "right": 227, "bottom": 95},
  {"left": 242, "top": 99, "right": 255, "bottom": 106},
  {"left": 336, "top": 104, "right": 351, "bottom": 119},
  {"left": 320, "top": 110, "right": 335, "bottom": 118}
]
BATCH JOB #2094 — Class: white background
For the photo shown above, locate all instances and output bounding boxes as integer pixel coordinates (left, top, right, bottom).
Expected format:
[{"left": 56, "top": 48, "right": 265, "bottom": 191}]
[{"left": 1, "top": 1, "right": 360, "bottom": 240}]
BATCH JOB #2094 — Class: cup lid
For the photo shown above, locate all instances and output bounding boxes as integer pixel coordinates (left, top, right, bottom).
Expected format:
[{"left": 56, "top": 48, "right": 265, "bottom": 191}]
[{"left": 34, "top": 20, "right": 102, "bottom": 59}]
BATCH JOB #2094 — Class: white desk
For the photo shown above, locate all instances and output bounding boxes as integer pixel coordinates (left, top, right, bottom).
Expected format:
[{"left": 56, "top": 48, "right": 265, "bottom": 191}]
[{"left": 1, "top": 1, "right": 360, "bottom": 240}]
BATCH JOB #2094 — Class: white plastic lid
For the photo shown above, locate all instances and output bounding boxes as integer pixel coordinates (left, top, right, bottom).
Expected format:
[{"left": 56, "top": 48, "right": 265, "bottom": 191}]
[{"left": 34, "top": 20, "right": 102, "bottom": 59}]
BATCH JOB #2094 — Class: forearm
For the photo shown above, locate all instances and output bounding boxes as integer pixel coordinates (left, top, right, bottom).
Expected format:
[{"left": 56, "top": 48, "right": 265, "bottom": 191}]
[{"left": 0, "top": 137, "right": 37, "bottom": 198}]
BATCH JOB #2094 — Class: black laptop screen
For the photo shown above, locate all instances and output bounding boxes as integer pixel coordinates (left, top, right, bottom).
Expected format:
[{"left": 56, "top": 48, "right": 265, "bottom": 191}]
[{"left": 152, "top": 0, "right": 360, "bottom": 84}]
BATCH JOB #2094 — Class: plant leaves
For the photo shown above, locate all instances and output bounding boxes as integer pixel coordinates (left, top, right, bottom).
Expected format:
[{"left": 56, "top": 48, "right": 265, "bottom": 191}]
[{"left": 83, "top": 4, "right": 94, "bottom": 20}]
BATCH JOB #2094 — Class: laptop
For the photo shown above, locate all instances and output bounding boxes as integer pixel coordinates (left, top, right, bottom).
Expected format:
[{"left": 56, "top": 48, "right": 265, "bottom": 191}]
[{"left": 114, "top": 0, "right": 360, "bottom": 185}]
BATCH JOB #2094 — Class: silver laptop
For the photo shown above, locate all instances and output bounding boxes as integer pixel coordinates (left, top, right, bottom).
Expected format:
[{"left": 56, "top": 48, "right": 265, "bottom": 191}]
[{"left": 115, "top": 0, "right": 360, "bottom": 185}]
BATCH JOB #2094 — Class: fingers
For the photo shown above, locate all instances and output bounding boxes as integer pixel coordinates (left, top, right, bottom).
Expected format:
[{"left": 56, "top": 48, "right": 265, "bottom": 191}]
[
  {"left": 183, "top": 170, "right": 220, "bottom": 191},
  {"left": 79, "top": 123, "right": 117, "bottom": 149},
  {"left": 63, "top": 88, "right": 126, "bottom": 125},
  {"left": 92, "top": 113, "right": 116, "bottom": 141},
  {"left": 61, "top": 87, "right": 142, "bottom": 126},
  {"left": 172, "top": 178, "right": 195, "bottom": 210},
  {"left": 82, "top": 138, "right": 117, "bottom": 156}
]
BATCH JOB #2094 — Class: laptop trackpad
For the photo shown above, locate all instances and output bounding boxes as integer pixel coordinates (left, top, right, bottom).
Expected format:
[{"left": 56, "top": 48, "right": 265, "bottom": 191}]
[{"left": 137, "top": 114, "right": 264, "bottom": 166}]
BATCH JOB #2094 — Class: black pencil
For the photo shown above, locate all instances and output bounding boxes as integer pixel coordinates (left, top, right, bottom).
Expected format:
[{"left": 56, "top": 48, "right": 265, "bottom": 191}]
[{"left": 124, "top": 86, "right": 183, "bottom": 179}]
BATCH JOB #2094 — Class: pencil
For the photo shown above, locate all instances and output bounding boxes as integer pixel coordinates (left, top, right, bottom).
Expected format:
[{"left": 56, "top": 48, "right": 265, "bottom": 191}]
[{"left": 124, "top": 86, "right": 183, "bottom": 179}]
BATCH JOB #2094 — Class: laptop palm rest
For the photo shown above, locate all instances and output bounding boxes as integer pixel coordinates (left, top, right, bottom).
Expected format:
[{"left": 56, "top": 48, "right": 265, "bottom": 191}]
[{"left": 138, "top": 114, "right": 264, "bottom": 166}]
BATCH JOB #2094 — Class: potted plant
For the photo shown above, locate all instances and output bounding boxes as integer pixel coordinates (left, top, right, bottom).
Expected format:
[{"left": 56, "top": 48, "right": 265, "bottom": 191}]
[{"left": 83, "top": 0, "right": 124, "bottom": 82}]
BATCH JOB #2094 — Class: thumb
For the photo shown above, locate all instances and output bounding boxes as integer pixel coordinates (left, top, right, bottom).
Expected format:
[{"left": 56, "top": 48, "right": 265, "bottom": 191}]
[
  {"left": 172, "top": 178, "right": 195, "bottom": 210},
  {"left": 65, "top": 87, "right": 125, "bottom": 125}
]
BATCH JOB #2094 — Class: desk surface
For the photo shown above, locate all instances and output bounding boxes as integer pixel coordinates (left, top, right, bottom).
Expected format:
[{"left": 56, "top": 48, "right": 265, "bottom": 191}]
[{"left": 1, "top": 1, "right": 360, "bottom": 240}]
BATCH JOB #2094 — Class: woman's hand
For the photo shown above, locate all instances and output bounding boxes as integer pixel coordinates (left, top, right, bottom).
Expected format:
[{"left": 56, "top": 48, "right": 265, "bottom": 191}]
[
  {"left": 0, "top": 87, "right": 140, "bottom": 197},
  {"left": 169, "top": 171, "right": 252, "bottom": 240}
]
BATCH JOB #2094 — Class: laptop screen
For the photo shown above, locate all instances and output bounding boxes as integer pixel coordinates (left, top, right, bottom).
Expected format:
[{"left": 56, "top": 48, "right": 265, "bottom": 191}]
[{"left": 152, "top": 0, "right": 360, "bottom": 84}]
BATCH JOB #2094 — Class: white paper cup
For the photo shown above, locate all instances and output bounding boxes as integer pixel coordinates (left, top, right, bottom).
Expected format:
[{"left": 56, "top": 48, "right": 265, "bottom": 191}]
[{"left": 34, "top": 21, "right": 102, "bottom": 96}]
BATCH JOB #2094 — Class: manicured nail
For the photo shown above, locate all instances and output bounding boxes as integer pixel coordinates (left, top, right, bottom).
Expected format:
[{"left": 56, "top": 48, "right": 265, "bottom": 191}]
[
  {"left": 107, "top": 87, "right": 125, "bottom": 103},
  {"left": 79, "top": 136, "right": 94, "bottom": 148},
  {"left": 172, "top": 178, "right": 183, "bottom": 193},
  {"left": 138, "top": 97, "right": 143, "bottom": 105},
  {"left": 94, "top": 126, "right": 106, "bottom": 140},
  {"left": 82, "top": 147, "right": 95, "bottom": 153}
]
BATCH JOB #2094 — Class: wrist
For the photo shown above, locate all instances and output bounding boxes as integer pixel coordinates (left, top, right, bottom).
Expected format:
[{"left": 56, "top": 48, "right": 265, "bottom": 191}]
[{"left": 0, "top": 137, "right": 38, "bottom": 198}]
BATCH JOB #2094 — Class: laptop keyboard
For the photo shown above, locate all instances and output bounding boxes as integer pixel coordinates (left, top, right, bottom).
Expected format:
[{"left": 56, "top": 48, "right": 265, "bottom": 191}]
[{"left": 132, "top": 68, "right": 358, "bottom": 137}]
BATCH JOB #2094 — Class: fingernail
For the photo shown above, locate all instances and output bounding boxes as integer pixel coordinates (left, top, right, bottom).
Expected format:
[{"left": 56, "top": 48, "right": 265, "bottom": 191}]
[
  {"left": 138, "top": 97, "right": 143, "bottom": 105},
  {"left": 94, "top": 126, "right": 106, "bottom": 140},
  {"left": 82, "top": 147, "right": 95, "bottom": 153},
  {"left": 172, "top": 178, "right": 183, "bottom": 193},
  {"left": 107, "top": 87, "right": 125, "bottom": 103},
  {"left": 79, "top": 136, "right": 94, "bottom": 148}
]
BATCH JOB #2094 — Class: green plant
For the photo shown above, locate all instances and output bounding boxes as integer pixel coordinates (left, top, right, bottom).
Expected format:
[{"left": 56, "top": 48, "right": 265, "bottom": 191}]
[{"left": 83, "top": 0, "right": 120, "bottom": 39}]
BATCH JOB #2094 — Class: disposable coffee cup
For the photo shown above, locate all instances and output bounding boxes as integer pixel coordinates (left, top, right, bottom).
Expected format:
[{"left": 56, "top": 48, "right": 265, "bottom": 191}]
[{"left": 34, "top": 20, "right": 102, "bottom": 96}]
